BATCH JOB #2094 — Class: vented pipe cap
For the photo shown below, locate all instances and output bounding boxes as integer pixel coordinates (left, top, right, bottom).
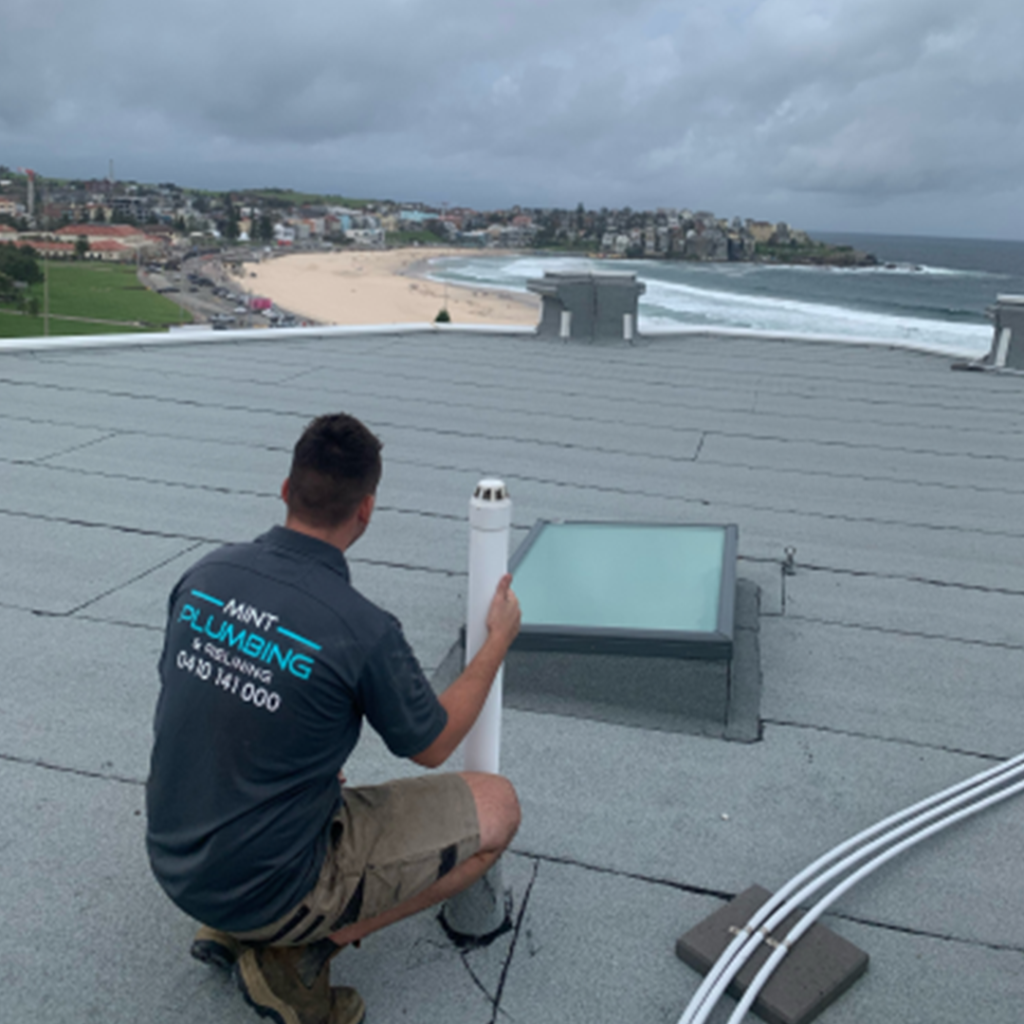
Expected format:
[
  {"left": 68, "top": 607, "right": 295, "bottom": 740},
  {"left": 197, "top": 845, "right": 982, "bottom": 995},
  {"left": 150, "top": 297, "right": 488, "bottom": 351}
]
[
  {"left": 474, "top": 479, "right": 509, "bottom": 502},
  {"left": 470, "top": 478, "right": 512, "bottom": 531}
]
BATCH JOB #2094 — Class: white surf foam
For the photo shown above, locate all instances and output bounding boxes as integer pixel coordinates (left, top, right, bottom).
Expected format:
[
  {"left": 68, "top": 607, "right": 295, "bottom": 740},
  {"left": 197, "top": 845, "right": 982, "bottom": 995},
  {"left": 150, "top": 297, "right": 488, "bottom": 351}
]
[
  {"left": 637, "top": 278, "right": 990, "bottom": 357},
  {"left": 428, "top": 255, "right": 993, "bottom": 358}
]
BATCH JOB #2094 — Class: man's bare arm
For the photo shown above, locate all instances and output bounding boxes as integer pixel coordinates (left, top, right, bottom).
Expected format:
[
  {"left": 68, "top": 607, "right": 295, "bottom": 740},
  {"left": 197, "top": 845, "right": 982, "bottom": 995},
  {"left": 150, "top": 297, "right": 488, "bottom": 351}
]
[{"left": 411, "top": 574, "right": 520, "bottom": 769}]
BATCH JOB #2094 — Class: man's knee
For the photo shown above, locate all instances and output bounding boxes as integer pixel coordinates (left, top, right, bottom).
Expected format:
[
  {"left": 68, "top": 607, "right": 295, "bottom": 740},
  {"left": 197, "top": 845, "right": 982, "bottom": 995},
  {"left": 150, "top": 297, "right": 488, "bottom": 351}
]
[{"left": 460, "top": 772, "right": 520, "bottom": 853}]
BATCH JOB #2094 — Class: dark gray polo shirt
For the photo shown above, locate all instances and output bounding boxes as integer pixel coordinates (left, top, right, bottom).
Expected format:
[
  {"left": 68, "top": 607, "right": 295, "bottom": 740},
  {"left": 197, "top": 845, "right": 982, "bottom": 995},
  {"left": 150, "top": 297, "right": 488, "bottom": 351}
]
[{"left": 146, "top": 526, "right": 448, "bottom": 932}]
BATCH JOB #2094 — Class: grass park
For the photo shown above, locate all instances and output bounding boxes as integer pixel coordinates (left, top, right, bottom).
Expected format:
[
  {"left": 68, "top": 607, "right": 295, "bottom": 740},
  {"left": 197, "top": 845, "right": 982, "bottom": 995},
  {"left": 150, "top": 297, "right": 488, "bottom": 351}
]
[{"left": 0, "top": 260, "right": 190, "bottom": 339}]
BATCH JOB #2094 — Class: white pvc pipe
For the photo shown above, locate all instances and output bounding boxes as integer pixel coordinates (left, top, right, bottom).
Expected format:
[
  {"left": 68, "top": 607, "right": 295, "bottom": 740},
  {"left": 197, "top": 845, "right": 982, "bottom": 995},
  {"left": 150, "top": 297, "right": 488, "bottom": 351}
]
[
  {"left": 725, "top": 771, "right": 1024, "bottom": 1024},
  {"left": 560, "top": 310, "right": 572, "bottom": 339},
  {"left": 461, "top": 479, "right": 511, "bottom": 775},
  {"left": 680, "top": 751, "right": 1024, "bottom": 1024},
  {"left": 623, "top": 312, "right": 634, "bottom": 342}
]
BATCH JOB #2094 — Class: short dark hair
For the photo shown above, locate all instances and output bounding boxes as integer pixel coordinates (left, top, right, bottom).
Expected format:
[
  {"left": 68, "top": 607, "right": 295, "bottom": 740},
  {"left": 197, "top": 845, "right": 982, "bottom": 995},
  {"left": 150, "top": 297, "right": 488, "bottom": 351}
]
[{"left": 286, "top": 413, "right": 383, "bottom": 528}]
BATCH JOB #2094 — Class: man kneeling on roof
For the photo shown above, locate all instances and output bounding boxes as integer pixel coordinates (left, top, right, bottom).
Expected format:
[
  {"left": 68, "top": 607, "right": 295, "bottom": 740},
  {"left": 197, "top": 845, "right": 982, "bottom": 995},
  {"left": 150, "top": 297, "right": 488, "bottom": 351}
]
[{"left": 146, "top": 412, "right": 521, "bottom": 1024}]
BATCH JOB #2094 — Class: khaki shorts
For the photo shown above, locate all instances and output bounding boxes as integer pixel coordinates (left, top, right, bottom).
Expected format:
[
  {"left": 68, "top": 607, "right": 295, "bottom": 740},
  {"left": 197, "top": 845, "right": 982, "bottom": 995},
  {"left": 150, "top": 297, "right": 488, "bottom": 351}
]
[{"left": 231, "top": 773, "right": 480, "bottom": 946}]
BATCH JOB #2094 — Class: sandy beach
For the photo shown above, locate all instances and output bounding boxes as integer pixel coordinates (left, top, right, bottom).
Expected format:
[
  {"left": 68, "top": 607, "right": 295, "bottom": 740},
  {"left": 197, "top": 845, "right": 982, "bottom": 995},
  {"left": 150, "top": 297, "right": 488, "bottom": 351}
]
[{"left": 237, "top": 248, "right": 540, "bottom": 326}]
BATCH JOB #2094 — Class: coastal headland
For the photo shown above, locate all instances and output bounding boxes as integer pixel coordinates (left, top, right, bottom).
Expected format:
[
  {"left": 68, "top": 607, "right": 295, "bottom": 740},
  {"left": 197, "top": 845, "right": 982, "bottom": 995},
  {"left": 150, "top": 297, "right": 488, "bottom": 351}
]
[{"left": 238, "top": 248, "right": 540, "bottom": 326}]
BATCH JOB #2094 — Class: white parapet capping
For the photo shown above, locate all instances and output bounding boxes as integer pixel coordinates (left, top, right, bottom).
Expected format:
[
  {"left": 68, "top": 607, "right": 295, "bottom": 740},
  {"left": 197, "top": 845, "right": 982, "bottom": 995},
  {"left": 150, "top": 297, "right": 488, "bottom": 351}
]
[
  {"left": 641, "top": 322, "right": 980, "bottom": 359},
  {"left": 0, "top": 321, "right": 538, "bottom": 356},
  {"left": 3, "top": 317, "right": 975, "bottom": 361}
]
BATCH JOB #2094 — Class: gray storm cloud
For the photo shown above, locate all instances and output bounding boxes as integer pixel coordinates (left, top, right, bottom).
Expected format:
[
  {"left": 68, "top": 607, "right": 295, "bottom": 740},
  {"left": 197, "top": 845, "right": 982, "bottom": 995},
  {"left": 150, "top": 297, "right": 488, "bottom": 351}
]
[{"left": 1, "top": 0, "right": 1022, "bottom": 235}]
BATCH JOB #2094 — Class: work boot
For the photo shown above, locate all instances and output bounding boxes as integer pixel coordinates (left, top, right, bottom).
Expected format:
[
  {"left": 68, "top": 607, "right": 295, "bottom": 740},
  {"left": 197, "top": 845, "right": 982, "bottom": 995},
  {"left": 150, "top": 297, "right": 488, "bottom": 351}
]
[
  {"left": 234, "top": 943, "right": 364, "bottom": 1024},
  {"left": 191, "top": 924, "right": 246, "bottom": 970}
]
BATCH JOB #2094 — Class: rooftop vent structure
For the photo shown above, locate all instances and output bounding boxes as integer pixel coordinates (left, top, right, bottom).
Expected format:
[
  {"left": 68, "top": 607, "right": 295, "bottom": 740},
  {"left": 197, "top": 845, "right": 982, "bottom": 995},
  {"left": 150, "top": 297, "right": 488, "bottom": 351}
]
[
  {"left": 955, "top": 294, "right": 1024, "bottom": 372},
  {"left": 527, "top": 272, "right": 646, "bottom": 343},
  {"left": 988, "top": 295, "right": 1024, "bottom": 369}
]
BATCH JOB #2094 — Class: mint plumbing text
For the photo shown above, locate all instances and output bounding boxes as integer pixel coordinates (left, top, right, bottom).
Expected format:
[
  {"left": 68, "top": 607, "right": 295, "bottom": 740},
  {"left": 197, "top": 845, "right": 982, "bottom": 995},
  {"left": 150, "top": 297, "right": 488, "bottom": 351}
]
[{"left": 173, "top": 590, "right": 322, "bottom": 714}]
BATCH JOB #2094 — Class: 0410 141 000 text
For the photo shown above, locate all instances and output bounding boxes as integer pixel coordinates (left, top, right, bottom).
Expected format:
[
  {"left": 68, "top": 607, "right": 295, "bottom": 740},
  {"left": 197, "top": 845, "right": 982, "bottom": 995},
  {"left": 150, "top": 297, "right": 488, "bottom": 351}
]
[{"left": 175, "top": 648, "right": 282, "bottom": 713}]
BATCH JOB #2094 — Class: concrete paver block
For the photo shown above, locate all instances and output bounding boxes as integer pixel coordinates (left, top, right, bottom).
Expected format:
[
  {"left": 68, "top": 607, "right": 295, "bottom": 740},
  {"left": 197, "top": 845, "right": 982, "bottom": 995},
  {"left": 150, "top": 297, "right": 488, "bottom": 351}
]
[{"left": 676, "top": 884, "right": 869, "bottom": 1024}]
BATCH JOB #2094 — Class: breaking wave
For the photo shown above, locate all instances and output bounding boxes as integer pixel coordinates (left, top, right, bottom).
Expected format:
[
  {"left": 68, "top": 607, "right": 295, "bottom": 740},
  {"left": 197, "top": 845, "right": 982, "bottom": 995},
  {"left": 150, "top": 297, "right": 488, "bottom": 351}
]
[{"left": 428, "top": 253, "right": 996, "bottom": 358}]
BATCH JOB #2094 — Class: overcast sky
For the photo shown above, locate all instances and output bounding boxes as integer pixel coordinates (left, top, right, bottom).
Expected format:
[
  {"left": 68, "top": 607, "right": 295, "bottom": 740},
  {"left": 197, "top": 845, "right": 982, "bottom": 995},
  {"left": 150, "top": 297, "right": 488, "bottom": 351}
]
[{"left": 2, "top": 0, "right": 1023, "bottom": 239}]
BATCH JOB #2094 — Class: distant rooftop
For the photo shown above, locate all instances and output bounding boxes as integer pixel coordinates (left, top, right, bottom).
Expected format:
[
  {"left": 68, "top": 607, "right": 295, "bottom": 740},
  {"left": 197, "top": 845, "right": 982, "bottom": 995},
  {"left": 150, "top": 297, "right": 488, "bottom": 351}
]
[{"left": 55, "top": 224, "right": 147, "bottom": 237}]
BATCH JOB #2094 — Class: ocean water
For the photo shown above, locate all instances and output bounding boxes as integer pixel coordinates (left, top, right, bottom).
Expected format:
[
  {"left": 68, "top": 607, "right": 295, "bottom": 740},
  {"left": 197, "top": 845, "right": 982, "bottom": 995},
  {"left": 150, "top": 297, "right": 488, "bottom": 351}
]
[{"left": 427, "top": 232, "right": 1024, "bottom": 358}]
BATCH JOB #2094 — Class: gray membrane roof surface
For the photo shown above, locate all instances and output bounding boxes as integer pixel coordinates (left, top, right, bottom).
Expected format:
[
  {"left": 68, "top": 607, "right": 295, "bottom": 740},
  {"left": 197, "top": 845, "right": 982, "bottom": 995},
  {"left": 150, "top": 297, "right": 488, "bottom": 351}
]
[{"left": 1, "top": 327, "right": 1023, "bottom": 1023}]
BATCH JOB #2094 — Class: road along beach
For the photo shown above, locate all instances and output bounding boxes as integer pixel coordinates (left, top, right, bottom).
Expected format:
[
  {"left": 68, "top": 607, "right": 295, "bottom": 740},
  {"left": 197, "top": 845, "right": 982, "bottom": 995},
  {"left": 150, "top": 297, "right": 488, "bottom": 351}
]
[{"left": 240, "top": 248, "right": 540, "bottom": 326}]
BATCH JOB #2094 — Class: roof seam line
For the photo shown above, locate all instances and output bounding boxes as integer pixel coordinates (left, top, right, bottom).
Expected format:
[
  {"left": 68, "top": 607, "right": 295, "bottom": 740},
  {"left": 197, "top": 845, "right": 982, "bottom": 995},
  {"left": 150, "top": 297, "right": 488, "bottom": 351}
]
[
  {"left": 0, "top": 507, "right": 219, "bottom": 543},
  {"left": 791, "top": 564, "right": 1024, "bottom": 597},
  {"left": 0, "top": 752, "right": 143, "bottom": 787},
  {"left": 698, "top": 457, "right": 1024, "bottom": 496},
  {"left": 72, "top": 614, "right": 163, "bottom": 633},
  {"left": 761, "top": 718, "right": 1006, "bottom": 761},
  {"left": 692, "top": 431, "right": 707, "bottom": 461},
  {"left": 828, "top": 909, "right": 1024, "bottom": 955},
  {"left": 64, "top": 540, "right": 206, "bottom": 617},
  {"left": 489, "top": 858, "right": 540, "bottom": 1024},
  {"left": 507, "top": 848, "right": 733, "bottom": 899},
  {"left": 456, "top": 946, "right": 496, "bottom": 1007},
  {"left": 707, "top": 427, "right": 1024, "bottom": 462},
  {"left": 780, "top": 614, "right": 1024, "bottom": 651},
  {"left": 31, "top": 430, "right": 122, "bottom": 466},
  {"left": 1, "top": 460, "right": 272, "bottom": 498},
  {"left": 348, "top": 557, "right": 463, "bottom": 578}
]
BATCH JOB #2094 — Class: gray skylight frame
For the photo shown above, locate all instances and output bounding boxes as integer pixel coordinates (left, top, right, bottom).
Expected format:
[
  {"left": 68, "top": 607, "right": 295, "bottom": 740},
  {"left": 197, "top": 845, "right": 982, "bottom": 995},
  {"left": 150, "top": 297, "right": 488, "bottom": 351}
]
[{"left": 508, "top": 520, "right": 738, "bottom": 660}]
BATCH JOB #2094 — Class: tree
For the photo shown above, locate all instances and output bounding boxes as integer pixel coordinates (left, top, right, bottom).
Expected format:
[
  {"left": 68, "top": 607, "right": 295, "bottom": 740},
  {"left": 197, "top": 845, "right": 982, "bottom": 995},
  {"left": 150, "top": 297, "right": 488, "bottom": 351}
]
[
  {"left": 0, "top": 243, "right": 43, "bottom": 285},
  {"left": 112, "top": 207, "right": 137, "bottom": 226},
  {"left": 255, "top": 214, "right": 275, "bottom": 244},
  {"left": 74, "top": 235, "right": 91, "bottom": 260},
  {"left": 223, "top": 201, "right": 240, "bottom": 242}
]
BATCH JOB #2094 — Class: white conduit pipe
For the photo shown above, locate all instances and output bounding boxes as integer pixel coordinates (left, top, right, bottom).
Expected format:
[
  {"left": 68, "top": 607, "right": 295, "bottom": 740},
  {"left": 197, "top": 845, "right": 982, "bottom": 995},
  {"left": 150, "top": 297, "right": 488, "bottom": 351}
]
[
  {"left": 679, "top": 751, "right": 1024, "bottom": 1024},
  {"left": 684, "top": 755, "right": 1024, "bottom": 1024},
  {"left": 726, "top": 771, "right": 1024, "bottom": 1024},
  {"left": 689, "top": 756, "right": 1024, "bottom": 1024}
]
